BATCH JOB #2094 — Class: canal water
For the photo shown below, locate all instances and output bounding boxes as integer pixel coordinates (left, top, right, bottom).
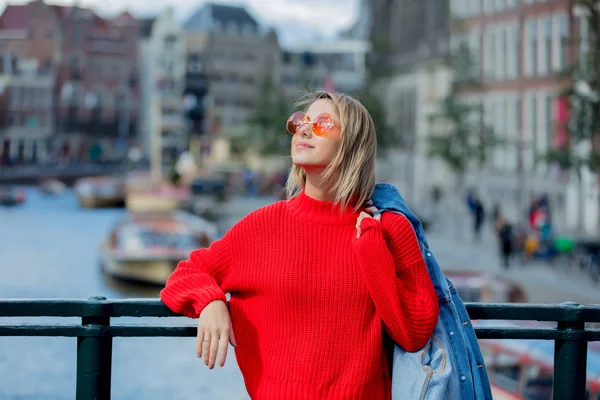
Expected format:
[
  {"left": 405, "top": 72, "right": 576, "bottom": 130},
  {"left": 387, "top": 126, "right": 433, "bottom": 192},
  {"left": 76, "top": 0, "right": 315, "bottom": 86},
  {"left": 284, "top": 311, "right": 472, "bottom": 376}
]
[{"left": 0, "top": 188, "right": 253, "bottom": 400}]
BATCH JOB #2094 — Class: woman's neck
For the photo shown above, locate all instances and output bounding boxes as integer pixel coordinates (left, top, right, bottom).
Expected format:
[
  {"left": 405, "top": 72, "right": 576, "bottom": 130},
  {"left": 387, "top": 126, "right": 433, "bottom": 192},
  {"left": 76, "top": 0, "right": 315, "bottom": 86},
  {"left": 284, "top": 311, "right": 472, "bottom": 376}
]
[{"left": 304, "top": 171, "right": 336, "bottom": 202}]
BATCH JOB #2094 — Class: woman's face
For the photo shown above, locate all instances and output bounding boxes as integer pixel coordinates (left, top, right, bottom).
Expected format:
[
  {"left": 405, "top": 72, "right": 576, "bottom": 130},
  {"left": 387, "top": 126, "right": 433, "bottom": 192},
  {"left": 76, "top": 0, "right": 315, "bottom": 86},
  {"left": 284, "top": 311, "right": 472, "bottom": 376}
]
[{"left": 290, "top": 99, "right": 342, "bottom": 171}]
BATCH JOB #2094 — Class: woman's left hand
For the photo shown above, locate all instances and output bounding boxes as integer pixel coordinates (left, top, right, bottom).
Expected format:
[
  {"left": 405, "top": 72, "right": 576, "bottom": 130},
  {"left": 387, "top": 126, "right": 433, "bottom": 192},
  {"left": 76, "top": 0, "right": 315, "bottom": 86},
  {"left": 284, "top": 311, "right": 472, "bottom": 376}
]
[{"left": 356, "top": 206, "right": 382, "bottom": 239}]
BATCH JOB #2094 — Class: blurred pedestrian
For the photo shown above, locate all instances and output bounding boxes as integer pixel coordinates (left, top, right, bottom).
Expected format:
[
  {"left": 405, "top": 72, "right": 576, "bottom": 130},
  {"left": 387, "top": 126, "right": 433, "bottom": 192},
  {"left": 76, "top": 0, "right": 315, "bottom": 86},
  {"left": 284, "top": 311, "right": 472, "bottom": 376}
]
[
  {"left": 495, "top": 216, "right": 514, "bottom": 268},
  {"left": 473, "top": 197, "right": 485, "bottom": 242}
]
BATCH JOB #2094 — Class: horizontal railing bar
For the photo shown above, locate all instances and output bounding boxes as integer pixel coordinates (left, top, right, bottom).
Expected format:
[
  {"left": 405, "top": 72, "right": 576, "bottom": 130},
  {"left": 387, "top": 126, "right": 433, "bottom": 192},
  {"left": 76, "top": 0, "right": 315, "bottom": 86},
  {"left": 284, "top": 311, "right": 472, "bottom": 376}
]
[
  {"left": 466, "top": 303, "right": 600, "bottom": 322},
  {"left": 0, "top": 299, "right": 180, "bottom": 318},
  {"left": 2, "top": 300, "right": 600, "bottom": 322},
  {"left": 0, "top": 325, "right": 196, "bottom": 337},
  {"left": 2, "top": 324, "right": 600, "bottom": 341}
]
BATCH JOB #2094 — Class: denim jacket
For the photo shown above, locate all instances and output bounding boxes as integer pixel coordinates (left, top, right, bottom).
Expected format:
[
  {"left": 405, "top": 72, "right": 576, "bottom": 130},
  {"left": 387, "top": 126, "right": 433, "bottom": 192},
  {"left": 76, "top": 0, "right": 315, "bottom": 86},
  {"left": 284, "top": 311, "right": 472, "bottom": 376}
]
[{"left": 371, "top": 183, "right": 493, "bottom": 400}]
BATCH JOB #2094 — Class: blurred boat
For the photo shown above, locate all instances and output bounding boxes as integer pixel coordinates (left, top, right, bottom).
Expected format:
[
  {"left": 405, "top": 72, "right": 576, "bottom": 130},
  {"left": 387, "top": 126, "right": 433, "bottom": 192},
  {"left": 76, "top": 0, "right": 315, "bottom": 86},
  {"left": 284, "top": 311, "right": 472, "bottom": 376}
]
[
  {"left": 38, "top": 179, "right": 67, "bottom": 196},
  {"left": 99, "top": 210, "right": 217, "bottom": 286},
  {"left": 0, "top": 186, "right": 26, "bottom": 206},
  {"left": 125, "top": 172, "right": 191, "bottom": 212},
  {"left": 475, "top": 319, "right": 600, "bottom": 400},
  {"left": 445, "top": 270, "right": 527, "bottom": 303},
  {"left": 74, "top": 176, "right": 125, "bottom": 208}
]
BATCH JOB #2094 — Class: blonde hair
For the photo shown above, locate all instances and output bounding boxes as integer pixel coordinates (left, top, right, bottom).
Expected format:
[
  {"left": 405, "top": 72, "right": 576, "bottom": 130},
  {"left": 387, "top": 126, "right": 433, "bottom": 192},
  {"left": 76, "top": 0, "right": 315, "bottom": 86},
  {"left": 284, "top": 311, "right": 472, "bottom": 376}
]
[{"left": 285, "top": 90, "right": 377, "bottom": 211}]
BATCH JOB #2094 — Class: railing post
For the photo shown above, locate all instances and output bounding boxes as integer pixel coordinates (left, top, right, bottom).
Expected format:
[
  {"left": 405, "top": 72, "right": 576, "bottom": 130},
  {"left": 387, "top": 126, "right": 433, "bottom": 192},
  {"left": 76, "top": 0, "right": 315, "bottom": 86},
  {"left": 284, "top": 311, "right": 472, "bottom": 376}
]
[
  {"left": 76, "top": 296, "right": 112, "bottom": 400},
  {"left": 553, "top": 303, "right": 587, "bottom": 400}
]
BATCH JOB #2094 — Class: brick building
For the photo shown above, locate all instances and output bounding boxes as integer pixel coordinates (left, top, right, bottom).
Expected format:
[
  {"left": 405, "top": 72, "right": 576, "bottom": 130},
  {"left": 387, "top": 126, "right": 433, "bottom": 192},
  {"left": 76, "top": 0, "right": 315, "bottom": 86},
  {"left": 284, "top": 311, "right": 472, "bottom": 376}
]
[
  {"left": 0, "top": 0, "right": 64, "bottom": 68},
  {"left": 451, "top": 0, "right": 597, "bottom": 232},
  {"left": 55, "top": 8, "right": 140, "bottom": 161},
  {"left": 0, "top": 1, "right": 140, "bottom": 162}
]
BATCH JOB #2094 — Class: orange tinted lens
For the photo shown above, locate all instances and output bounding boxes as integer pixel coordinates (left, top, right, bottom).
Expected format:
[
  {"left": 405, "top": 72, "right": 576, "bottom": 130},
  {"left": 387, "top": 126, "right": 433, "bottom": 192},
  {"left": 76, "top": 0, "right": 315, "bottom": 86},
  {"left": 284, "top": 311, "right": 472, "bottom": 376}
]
[
  {"left": 313, "top": 114, "right": 334, "bottom": 136},
  {"left": 286, "top": 111, "right": 306, "bottom": 134}
]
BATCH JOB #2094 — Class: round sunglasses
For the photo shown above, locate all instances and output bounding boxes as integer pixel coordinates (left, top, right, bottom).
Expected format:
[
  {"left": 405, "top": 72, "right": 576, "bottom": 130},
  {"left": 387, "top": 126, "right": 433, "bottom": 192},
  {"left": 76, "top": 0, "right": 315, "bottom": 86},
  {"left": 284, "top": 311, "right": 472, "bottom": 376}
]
[{"left": 286, "top": 111, "right": 337, "bottom": 137}]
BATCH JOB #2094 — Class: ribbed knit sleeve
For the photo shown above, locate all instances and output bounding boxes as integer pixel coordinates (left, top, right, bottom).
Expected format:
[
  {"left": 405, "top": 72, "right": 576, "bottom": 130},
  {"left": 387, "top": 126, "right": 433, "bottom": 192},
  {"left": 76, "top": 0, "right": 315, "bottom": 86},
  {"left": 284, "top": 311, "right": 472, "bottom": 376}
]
[
  {"left": 353, "top": 214, "right": 439, "bottom": 352},
  {"left": 159, "top": 232, "right": 232, "bottom": 318}
]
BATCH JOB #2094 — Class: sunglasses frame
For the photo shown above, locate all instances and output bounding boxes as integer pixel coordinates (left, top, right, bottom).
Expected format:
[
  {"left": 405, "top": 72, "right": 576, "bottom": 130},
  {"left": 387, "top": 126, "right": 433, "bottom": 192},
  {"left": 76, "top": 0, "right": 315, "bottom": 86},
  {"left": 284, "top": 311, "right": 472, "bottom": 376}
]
[{"left": 286, "top": 111, "right": 338, "bottom": 137}]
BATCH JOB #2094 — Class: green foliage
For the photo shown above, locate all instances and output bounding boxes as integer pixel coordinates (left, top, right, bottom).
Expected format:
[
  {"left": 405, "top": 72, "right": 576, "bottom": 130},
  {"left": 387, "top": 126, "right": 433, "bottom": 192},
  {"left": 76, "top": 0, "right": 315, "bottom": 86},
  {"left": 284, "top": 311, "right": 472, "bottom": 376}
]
[
  {"left": 246, "top": 74, "right": 292, "bottom": 155},
  {"left": 427, "top": 41, "right": 498, "bottom": 174},
  {"left": 359, "top": 35, "right": 395, "bottom": 152},
  {"left": 357, "top": 83, "right": 394, "bottom": 151}
]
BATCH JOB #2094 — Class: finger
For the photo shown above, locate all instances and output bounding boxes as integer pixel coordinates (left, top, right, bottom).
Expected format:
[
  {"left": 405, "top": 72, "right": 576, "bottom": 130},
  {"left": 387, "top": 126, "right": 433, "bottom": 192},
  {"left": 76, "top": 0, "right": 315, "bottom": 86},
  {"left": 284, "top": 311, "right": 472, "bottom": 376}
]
[
  {"left": 356, "top": 212, "right": 368, "bottom": 227},
  {"left": 229, "top": 324, "right": 238, "bottom": 348},
  {"left": 218, "top": 331, "right": 229, "bottom": 367},
  {"left": 203, "top": 334, "right": 211, "bottom": 366},
  {"left": 209, "top": 332, "right": 220, "bottom": 369},
  {"left": 196, "top": 327, "right": 205, "bottom": 358}
]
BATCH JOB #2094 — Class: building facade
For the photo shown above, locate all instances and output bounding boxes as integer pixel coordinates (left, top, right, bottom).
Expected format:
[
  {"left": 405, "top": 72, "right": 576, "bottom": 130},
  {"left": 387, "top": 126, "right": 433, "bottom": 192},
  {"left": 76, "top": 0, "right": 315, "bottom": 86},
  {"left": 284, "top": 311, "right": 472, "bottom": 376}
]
[
  {"left": 368, "top": 0, "right": 452, "bottom": 207},
  {"left": 281, "top": 39, "right": 371, "bottom": 99},
  {"left": 183, "top": 3, "right": 281, "bottom": 135},
  {"left": 0, "top": 0, "right": 64, "bottom": 68},
  {"left": 139, "top": 7, "right": 187, "bottom": 164},
  {"left": 54, "top": 8, "right": 140, "bottom": 162},
  {"left": 0, "top": 52, "right": 54, "bottom": 165},
  {"left": 452, "top": 0, "right": 597, "bottom": 232}
]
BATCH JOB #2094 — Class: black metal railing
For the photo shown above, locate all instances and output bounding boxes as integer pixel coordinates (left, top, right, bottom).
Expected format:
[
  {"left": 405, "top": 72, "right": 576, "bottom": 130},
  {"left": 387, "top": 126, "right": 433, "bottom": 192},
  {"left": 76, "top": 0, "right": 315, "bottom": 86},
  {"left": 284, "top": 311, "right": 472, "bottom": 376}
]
[{"left": 1, "top": 298, "right": 599, "bottom": 400}]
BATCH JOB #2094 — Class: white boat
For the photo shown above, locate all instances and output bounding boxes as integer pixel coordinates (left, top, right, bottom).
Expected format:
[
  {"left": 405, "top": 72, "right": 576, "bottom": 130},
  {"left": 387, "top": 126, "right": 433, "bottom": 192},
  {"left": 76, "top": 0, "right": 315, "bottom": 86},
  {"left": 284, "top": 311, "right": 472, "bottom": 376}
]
[
  {"left": 74, "top": 176, "right": 125, "bottom": 208},
  {"left": 99, "top": 210, "right": 217, "bottom": 286}
]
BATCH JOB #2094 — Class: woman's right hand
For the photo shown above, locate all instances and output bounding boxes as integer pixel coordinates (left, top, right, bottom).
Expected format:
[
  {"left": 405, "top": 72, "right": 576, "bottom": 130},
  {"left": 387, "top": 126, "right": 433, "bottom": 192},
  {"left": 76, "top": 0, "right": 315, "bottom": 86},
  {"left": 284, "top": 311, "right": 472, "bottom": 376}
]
[{"left": 196, "top": 300, "right": 237, "bottom": 369}]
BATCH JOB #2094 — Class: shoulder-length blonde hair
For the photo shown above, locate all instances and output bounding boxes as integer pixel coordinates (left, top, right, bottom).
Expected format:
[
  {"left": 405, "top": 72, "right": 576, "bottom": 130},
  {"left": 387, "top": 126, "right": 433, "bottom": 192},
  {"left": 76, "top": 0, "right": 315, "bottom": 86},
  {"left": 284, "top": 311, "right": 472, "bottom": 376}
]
[{"left": 285, "top": 90, "right": 377, "bottom": 211}]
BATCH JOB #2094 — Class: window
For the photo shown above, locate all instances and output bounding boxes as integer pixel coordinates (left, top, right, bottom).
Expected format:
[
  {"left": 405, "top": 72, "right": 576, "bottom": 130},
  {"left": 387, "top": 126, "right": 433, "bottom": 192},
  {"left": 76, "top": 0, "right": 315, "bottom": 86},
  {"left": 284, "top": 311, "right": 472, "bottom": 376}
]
[
  {"left": 529, "top": 95, "right": 537, "bottom": 170},
  {"left": 544, "top": 16, "right": 552, "bottom": 74},
  {"left": 484, "top": 28, "right": 495, "bottom": 78},
  {"left": 527, "top": 20, "right": 537, "bottom": 76},
  {"left": 511, "top": 22, "right": 521, "bottom": 78},
  {"left": 545, "top": 95, "right": 553, "bottom": 153},
  {"left": 470, "top": 30, "right": 481, "bottom": 77},
  {"left": 494, "top": 26, "right": 504, "bottom": 79},
  {"left": 558, "top": 13, "right": 568, "bottom": 69},
  {"left": 507, "top": 96, "right": 519, "bottom": 170},
  {"left": 504, "top": 25, "right": 511, "bottom": 79}
]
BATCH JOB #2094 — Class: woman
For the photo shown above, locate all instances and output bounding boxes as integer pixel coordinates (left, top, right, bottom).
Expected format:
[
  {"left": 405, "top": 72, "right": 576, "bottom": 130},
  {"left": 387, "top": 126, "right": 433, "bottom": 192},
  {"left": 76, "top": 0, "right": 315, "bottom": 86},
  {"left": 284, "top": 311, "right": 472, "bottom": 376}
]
[{"left": 160, "top": 91, "right": 439, "bottom": 399}]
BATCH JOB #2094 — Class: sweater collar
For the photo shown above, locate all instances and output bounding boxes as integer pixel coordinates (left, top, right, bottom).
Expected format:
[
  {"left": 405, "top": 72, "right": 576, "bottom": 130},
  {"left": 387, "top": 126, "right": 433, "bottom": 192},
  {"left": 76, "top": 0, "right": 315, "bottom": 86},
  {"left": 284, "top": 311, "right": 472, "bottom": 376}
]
[{"left": 287, "top": 191, "right": 360, "bottom": 225}]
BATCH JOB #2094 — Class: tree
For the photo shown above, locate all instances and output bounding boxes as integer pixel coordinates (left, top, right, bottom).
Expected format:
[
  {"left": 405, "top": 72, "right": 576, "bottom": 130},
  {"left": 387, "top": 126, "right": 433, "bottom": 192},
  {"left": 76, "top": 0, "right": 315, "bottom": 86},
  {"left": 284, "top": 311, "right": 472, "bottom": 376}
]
[
  {"left": 427, "top": 41, "right": 499, "bottom": 235},
  {"left": 358, "top": 35, "right": 396, "bottom": 152},
  {"left": 243, "top": 74, "right": 292, "bottom": 155}
]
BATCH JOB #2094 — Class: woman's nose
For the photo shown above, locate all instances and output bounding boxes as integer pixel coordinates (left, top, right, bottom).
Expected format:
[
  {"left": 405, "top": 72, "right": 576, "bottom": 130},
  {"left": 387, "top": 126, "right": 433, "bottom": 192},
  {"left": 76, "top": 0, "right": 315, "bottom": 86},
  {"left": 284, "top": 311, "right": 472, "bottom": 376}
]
[{"left": 298, "top": 123, "right": 312, "bottom": 137}]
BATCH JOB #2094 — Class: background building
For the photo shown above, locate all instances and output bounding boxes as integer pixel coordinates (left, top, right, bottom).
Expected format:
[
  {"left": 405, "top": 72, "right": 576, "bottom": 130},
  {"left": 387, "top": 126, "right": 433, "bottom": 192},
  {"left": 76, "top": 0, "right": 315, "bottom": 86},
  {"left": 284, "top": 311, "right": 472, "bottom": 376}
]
[
  {"left": 450, "top": 0, "right": 595, "bottom": 232},
  {"left": 54, "top": 8, "right": 140, "bottom": 162},
  {"left": 183, "top": 3, "right": 281, "bottom": 136},
  {"left": 281, "top": 39, "right": 371, "bottom": 98},
  {"left": 139, "top": 7, "right": 187, "bottom": 165},
  {"left": 370, "top": 0, "right": 452, "bottom": 207},
  {"left": 0, "top": 52, "right": 54, "bottom": 165}
]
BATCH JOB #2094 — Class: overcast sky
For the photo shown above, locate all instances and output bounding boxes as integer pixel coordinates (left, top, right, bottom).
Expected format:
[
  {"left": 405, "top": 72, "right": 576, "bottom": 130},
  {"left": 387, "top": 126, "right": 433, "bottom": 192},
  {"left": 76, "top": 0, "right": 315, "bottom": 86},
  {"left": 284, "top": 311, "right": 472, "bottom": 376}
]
[{"left": 0, "top": 0, "right": 359, "bottom": 46}]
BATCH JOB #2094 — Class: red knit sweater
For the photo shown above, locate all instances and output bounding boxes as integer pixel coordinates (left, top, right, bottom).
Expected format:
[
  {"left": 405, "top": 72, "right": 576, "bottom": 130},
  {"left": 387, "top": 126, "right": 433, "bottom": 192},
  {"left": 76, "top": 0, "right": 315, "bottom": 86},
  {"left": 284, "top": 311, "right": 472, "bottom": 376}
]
[{"left": 160, "top": 191, "right": 439, "bottom": 400}]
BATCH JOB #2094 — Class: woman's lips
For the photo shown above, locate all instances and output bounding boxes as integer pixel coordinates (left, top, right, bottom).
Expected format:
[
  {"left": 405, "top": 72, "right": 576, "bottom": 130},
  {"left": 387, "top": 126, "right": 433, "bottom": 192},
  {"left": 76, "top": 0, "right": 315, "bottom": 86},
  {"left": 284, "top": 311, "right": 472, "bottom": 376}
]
[{"left": 296, "top": 141, "right": 314, "bottom": 149}]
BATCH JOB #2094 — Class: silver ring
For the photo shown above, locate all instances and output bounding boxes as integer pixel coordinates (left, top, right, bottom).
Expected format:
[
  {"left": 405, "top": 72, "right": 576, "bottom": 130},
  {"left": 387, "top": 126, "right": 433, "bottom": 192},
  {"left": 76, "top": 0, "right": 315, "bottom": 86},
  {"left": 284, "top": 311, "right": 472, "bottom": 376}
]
[{"left": 203, "top": 339, "right": 210, "bottom": 343}]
